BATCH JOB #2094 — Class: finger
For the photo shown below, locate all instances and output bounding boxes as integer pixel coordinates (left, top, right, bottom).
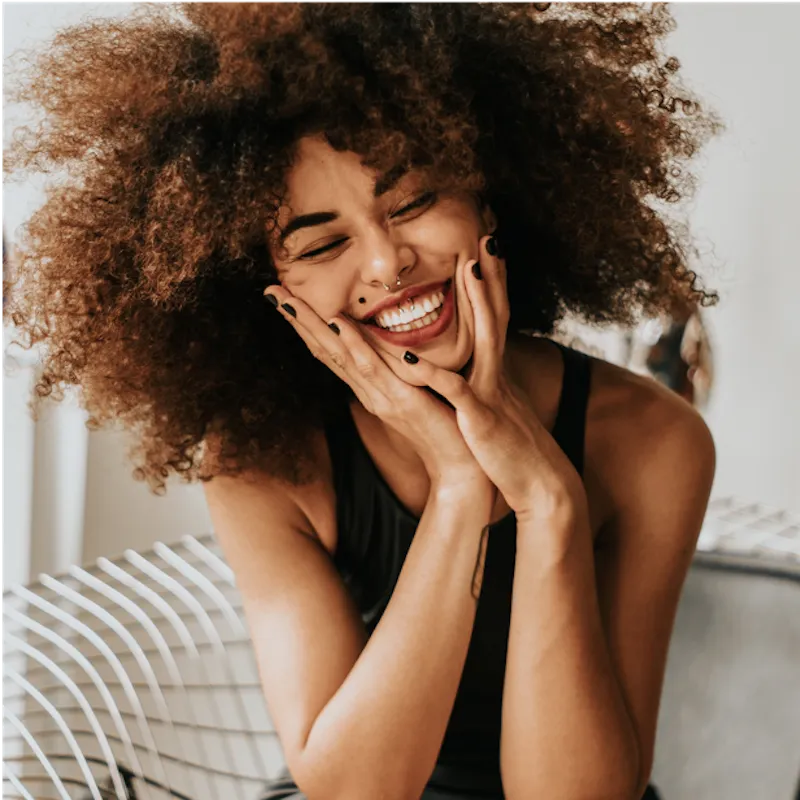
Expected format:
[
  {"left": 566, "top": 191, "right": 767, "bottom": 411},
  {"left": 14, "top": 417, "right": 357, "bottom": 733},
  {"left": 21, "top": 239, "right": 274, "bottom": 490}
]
[
  {"left": 264, "top": 287, "right": 430, "bottom": 416},
  {"left": 484, "top": 233, "right": 509, "bottom": 307},
  {"left": 480, "top": 234, "right": 510, "bottom": 336},
  {"left": 264, "top": 286, "right": 332, "bottom": 361},
  {"left": 383, "top": 346, "right": 464, "bottom": 399},
  {"left": 332, "top": 316, "right": 442, "bottom": 421},
  {"left": 464, "top": 255, "right": 501, "bottom": 397},
  {"left": 264, "top": 287, "right": 356, "bottom": 386},
  {"left": 414, "top": 357, "right": 493, "bottom": 427},
  {"left": 327, "top": 313, "right": 399, "bottom": 390}
]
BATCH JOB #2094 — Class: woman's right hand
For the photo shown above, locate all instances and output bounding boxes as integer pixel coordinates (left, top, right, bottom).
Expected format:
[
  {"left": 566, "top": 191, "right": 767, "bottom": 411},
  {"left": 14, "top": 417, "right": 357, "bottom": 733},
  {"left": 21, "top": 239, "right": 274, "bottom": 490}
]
[{"left": 263, "top": 287, "right": 487, "bottom": 492}]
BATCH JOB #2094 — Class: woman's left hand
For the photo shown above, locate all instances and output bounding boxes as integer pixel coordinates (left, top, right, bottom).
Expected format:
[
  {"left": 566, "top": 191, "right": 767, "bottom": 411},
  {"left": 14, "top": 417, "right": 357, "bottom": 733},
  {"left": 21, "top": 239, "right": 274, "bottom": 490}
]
[{"left": 407, "top": 235, "right": 588, "bottom": 525}]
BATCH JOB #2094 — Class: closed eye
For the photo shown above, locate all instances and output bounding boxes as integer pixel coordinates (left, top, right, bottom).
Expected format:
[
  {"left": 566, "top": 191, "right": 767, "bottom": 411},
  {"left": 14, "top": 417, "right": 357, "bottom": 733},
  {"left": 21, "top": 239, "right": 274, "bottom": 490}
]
[
  {"left": 297, "top": 238, "right": 348, "bottom": 260},
  {"left": 390, "top": 191, "right": 437, "bottom": 218},
  {"left": 296, "top": 192, "right": 436, "bottom": 260}
]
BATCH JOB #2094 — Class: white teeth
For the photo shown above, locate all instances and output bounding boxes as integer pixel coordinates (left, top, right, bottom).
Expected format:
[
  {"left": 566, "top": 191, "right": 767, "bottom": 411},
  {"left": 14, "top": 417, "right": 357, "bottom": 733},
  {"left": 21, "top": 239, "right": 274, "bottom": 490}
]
[
  {"left": 381, "top": 305, "right": 443, "bottom": 333},
  {"left": 375, "top": 288, "right": 445, "bottom": 329}
]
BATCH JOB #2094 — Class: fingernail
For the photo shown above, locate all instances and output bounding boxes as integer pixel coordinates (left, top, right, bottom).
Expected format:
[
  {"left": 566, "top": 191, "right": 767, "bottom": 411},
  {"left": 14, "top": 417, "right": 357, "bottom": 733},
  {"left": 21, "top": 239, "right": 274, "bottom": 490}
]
[
  {"left": 328, "top": 321, "right": 340, "bottom": 335},
  {"left": 403, "top": 351, "right": 419, "bottom": 364},
  {"left": 486, "top": 236, "right": 497, "bottom": 257},
  {"left": 264, "top": 293, "right": 279, "bottom": 308},
  {"left": 281, "top": 303, "right": 297, "bottom": 317},
  {"left": 472, "top": 260, "right": 483, "bottom": 280}
]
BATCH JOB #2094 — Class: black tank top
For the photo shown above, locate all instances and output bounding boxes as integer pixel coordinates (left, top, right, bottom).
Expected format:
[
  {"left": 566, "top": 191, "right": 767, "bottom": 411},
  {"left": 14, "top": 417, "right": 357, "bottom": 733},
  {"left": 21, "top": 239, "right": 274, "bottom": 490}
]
[{"left": 322, "top": 340, "right": 592, "bottom": 790}]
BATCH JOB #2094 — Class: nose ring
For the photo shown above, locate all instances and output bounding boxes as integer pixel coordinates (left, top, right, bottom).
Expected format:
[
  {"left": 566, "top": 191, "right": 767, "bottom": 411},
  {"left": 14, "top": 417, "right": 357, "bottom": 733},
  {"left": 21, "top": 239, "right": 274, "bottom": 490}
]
[{"left": 381, "top": 274, "right": 403, "bottom": 291}]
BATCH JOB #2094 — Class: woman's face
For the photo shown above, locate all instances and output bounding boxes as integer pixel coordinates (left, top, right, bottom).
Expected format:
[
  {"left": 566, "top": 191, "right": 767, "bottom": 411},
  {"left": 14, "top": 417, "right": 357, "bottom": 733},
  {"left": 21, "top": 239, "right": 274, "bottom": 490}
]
[{"left": 269, "top": 136, "right": 495, "bottom": 372}]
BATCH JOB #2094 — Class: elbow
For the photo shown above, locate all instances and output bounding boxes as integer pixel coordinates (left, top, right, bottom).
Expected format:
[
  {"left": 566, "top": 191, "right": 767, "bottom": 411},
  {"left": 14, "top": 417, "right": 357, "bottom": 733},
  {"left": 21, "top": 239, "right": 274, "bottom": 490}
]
[
  {"left": 632, "top": 757, "right": 654, "bottom": 800},
  {"left": 502, "top": 748, "right": 642, "bottom": 800},
  {"left": 626, "top": 729, "right": 649, "bottom": 800},
  {"left": 291, "top": 751, "right": 423, "bottom": 800},
  {"left": 291, "top": 714, "right": 435, "bottom": 800},
  {"left": 301, "top": 778, "right": 419, "bottom": 800},
  {"left": 609, "top": 732, "right": 644, "bottom": 800},
  {"left": 610, "top": 744, "right": 646, "bottom": 800},
  {"left": 504, "top": 779, "right": 639, "bottom": 800}
]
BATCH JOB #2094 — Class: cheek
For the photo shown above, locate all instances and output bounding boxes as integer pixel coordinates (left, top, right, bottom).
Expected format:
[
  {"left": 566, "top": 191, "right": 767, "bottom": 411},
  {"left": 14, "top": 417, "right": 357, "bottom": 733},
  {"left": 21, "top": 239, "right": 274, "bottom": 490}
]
[
  {"left": 416, "top": 206, "right": 479, "bottom": 253},
  {"left": 281, "top": 272, "right": 347, "bottom": 319}
]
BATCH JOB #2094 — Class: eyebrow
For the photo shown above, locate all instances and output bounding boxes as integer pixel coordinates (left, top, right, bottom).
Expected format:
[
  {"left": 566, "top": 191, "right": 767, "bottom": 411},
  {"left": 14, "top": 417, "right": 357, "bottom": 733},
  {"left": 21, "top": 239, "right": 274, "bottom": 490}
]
[{"left": 279, "top": 164, "right": 410, "bottom": 244}]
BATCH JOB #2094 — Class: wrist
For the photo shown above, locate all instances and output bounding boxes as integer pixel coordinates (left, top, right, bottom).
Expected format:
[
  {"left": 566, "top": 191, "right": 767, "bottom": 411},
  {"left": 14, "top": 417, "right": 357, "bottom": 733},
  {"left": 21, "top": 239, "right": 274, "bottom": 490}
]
[
  {"left": 516, "top": 502, "right": 590, "bottom": 565},
  {"left": 430, "top": 469, "right": 494, "bottom": 506},
  {"left": 512, "top": 474, "right": 587, "bottom": 526}
]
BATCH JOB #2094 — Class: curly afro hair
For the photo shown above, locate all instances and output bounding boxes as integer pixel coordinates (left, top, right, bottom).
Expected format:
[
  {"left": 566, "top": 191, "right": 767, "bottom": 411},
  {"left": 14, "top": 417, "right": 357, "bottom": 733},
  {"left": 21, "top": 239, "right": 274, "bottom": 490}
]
[{"left": 4, "top": 2, "right": 724, "bottom": 492}]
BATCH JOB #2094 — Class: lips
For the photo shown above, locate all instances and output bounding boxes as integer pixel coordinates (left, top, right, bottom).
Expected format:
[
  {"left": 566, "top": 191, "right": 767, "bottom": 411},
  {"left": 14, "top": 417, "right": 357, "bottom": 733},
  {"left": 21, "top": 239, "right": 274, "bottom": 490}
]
[
  {"left": 362, "top": 279, "right": 450, "bottom": 323},
  {"left": 363, "top": 279, "right": 455, "bottom": 348}
]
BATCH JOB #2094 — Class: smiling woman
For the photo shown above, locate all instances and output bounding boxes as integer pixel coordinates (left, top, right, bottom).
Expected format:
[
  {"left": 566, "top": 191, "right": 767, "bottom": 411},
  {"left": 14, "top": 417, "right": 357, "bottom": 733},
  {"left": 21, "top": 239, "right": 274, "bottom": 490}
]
[
  {"left": 3, "top": 2, "right": 722, "bottom": 490},
  {"left": 268, "top": 137, "right": 488, "bottom": 363},
  {"left": 4, "top": 4, "right": 722, "bottom": 799}
]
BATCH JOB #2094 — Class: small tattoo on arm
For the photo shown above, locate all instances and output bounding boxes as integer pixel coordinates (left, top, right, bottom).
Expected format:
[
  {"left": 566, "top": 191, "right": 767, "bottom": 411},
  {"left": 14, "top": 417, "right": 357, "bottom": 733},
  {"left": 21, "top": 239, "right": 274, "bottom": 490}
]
[{"left": 471, "top": 524, "right": 490, "bottom": 601}]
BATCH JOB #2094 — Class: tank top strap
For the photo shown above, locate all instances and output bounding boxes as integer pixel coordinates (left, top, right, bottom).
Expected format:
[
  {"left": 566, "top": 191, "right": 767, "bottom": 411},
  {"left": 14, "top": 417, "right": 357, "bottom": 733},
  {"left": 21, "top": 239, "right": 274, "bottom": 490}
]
[
  {"left": 321, "top": 400, "right": 362, "bottom": 559},
  {"left": 323, "top": 341, "right": 592, "bottom": 481},
  {"left": 548, "top": 340, "right": 592, "bottom": 478}
]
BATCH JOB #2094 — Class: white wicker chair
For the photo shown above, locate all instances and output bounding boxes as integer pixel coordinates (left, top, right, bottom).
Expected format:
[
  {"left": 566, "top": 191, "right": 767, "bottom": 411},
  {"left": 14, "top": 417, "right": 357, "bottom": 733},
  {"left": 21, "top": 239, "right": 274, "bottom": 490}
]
[
  {"left": 3, "top": 534, "right": 284, "bottom": 800},
  {"left": 4, "top": 497, "right": 799, "bottom": 800}
]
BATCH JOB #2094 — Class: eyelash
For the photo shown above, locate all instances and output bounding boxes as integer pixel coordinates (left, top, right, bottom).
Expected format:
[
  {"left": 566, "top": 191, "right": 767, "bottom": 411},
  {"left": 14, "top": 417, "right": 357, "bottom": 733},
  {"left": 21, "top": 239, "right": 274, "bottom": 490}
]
[{"left": 298, "top": 192, "right": 437, "bottom": 260}]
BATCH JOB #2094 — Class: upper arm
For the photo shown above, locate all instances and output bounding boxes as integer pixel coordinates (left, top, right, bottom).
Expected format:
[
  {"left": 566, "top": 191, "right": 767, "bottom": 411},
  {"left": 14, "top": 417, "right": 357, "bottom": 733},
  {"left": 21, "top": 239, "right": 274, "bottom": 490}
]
[
  {"left": 594, "top": 388, "right": 716, "bottom": 794},
  {"left": 202, "top": 467, "right": 368, "bottom": 786}
]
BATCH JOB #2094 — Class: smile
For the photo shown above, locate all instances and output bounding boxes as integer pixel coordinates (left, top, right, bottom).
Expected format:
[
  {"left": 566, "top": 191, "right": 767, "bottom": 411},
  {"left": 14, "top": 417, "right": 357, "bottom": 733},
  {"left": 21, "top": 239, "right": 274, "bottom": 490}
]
[
  {"left": 374, "top": 287, "right": 446, "bottom": 332},
  {"left": 364, "top": 279, "right": 455, "bottom": 348}
]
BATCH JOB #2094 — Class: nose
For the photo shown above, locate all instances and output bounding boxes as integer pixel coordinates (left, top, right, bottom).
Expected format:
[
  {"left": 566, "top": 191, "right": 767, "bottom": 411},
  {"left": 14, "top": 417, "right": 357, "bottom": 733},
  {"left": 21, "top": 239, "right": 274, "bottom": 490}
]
[{"left": 357, "top": 225, "right": 414, "bottom": 288}]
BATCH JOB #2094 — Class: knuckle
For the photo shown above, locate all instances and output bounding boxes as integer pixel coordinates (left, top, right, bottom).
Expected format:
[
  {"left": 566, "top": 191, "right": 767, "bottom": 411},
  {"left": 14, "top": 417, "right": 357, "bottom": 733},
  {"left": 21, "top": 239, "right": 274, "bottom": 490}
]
[
  {"left": 376, "top": 390, "right": 408, "bottom": 420},
  {"left": 371, "top": 397, "right": 392, "bottom": 419},
  {"left": 355, "top": 359, "right": 377, "bottom": 380},
  {"left": 448, "top": 373, "right": 470, "bottom": 398}
]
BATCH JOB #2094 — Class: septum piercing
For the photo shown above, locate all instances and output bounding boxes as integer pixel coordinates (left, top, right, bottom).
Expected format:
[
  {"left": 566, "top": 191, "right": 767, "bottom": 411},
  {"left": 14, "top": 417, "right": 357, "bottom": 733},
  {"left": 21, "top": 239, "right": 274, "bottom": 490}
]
[
  {"left": 358, "top": 273, "right": 408, "bottom": 307},
  {"left": 382, "top": 274, "right": 416, "bottom": 310}
]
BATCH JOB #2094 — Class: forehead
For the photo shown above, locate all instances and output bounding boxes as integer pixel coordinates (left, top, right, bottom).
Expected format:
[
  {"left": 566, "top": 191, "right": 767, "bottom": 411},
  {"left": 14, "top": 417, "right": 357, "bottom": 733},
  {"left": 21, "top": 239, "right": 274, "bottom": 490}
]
[{"left": 283, "top": 136, "right": 377, "bottom": 210}]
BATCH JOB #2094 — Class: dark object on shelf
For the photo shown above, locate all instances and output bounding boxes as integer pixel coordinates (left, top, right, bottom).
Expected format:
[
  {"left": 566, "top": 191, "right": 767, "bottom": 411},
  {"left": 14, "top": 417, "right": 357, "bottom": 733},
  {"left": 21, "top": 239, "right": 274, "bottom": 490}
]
[{"left": 645, "top": 308, "right": 715, "bottom": 409}]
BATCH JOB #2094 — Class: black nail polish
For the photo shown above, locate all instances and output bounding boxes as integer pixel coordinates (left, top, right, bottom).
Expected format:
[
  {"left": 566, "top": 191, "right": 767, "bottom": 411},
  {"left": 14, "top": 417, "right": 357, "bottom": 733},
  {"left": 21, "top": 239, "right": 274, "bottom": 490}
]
[
  {"left": 486, "top": 237, "right": 497, "bottom": 256},
  {"left": 281, "top": 303, "right": 297, "bottom": 317},
  {"left": 472, "top": 261, "right": 483, "bottom": 280},
  {"left": 264, "top": 293, "right": 279, "bottom": 308},
  {"left": 328, "top": 322, "right": 340, "bottom": 335},
  {"left": 403, "top": 351, "right": 419, "bottom": 364}
]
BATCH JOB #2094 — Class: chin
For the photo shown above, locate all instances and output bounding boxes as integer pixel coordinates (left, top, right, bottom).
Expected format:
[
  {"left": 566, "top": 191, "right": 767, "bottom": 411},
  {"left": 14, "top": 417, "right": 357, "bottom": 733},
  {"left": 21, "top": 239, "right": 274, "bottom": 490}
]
[{"left": 422, "top": 343, "right": 473, "bottom": 375}]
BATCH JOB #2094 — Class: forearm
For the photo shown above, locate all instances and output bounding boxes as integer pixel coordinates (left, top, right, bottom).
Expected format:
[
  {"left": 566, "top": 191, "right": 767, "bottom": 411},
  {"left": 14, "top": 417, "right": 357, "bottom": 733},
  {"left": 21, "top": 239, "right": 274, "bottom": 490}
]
[
  {"left": 301, "top": 479, "right": 493, "bottom": 800},
  {"left": 500, "top": 509, "right": 640, "bottom": 800}
]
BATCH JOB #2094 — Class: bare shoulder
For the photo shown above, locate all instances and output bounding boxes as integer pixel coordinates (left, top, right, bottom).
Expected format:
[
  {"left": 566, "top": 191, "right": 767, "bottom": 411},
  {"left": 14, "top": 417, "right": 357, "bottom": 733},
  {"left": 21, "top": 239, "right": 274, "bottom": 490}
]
[
  {"left": 586, "top": 352, "right": 714, "bottom": 468},
  {"left": 511, "top": 335, "right": 714, "bottom": 540},
  {"left": 202, "top": 426, "right": 339, "bottom": 558},
  {"left": 291, "top": 425, "right": 340, "bottom": 558},
  {"left": 584, "top": 352, "right": 716, "bottom": 544}
]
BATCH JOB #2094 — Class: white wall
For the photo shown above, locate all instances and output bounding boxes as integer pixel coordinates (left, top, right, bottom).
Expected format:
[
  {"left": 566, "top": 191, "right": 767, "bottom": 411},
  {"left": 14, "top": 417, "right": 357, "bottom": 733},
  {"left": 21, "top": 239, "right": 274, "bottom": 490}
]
[
  {"left": 3, "top": 3, "right": 212, "bottom": 582},
  {"left": 667, "top": 3, "right": 800, "bottom": 514},
  {"left": 3, "top": 351, "right": 35, "bottom": 587},
  {"left": 3, "top": 3, "right": 799, "bottom": 585},
  {"left": 80, "top": 427, "right": 212, "bottom": 563}
]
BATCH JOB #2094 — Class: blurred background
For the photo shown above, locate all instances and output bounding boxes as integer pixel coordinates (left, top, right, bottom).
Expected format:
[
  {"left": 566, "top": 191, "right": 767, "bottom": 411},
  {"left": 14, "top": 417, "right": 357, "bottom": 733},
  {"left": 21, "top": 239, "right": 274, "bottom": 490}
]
[{"left": 3, "top": 5, "right": 800, "bottom": 799}]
